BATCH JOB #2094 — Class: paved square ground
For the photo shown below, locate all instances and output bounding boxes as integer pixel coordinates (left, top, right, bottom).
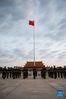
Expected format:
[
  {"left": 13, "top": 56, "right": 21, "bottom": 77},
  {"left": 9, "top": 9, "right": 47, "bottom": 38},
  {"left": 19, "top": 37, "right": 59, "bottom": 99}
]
[{"left": 0, "top": 77, "right": 66, "bottom": 99}]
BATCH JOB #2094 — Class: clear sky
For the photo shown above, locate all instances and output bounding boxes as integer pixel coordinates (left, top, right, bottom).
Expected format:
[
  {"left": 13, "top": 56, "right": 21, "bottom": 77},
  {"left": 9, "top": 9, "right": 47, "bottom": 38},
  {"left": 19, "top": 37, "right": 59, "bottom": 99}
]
[{"left": 0, "top": 0, "right": 66, "bottom": 67}]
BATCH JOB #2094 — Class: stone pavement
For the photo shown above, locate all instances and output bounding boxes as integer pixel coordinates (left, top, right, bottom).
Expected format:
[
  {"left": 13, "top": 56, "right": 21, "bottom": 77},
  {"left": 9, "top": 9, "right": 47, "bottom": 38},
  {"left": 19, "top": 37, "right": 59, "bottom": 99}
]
[{"left": 0, "top": 77, "right": 66, "bottom": 99}]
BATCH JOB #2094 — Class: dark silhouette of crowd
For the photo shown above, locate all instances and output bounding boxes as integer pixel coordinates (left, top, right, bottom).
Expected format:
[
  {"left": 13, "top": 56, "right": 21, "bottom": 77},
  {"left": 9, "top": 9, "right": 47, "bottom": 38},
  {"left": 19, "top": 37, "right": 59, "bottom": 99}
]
[
  {"left": 47, "top": 65, "right": 66, "bottom": 79},
  {"left": 0, "top": 65, "right": 66, "bottom": 79},
  {"left": 0, "top": 66, "right": 22, "bottom": 79}
]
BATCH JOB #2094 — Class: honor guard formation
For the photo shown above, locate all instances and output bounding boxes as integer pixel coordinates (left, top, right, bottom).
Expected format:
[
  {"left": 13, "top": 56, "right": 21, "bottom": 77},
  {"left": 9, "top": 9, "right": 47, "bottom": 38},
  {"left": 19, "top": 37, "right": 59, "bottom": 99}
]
[{"left": 0, "top": 65, "right": 66, "bottom": 79}]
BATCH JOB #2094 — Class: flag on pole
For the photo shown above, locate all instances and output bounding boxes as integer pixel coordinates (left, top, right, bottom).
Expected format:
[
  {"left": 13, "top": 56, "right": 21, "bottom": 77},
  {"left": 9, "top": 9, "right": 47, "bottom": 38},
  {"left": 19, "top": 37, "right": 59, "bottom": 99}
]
[{"left": 29, "top": 20, "right": 34, "bottom": 26}]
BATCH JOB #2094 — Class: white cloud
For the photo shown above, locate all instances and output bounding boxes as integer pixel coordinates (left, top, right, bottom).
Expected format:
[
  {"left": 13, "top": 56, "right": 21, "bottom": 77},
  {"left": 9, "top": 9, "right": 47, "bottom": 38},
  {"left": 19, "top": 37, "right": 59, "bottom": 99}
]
[{"left": 0, "top": 0, "right": 66, "bottom": 66}]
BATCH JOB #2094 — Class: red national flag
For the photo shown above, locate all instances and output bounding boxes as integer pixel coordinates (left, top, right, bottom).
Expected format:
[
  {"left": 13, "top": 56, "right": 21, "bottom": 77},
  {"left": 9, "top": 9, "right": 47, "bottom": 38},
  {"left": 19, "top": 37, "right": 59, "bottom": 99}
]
[{"left": 29, "top": 20, "right": 34, "bottom": 26}]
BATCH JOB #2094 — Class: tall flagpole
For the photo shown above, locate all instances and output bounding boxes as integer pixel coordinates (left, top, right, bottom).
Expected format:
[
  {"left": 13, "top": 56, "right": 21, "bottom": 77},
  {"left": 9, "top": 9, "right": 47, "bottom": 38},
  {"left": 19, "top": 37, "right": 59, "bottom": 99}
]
[
  {"left": 33, "top": 25, "right": 35, "bottom": 66},
  {"left": 29, "top": 20, "right": 35, "bottom": 67}
]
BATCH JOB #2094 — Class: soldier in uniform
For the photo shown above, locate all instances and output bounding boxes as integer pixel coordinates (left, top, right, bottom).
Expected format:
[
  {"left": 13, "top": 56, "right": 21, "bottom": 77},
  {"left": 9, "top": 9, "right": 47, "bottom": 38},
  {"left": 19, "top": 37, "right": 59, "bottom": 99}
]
[
  {"left": 0, "top": 67, "right": 2, "bottom": 75},
  {"left": 23, "top": 68, "right": 25, "bottom": 79},
  {"left": 57, "top": 67, "right": 63, "bottom": 78},
  {"left": 48, "top": 67, "right": 53, "bottom": 78},
  {"left": 41, "top": 66, "right": 46, "bottom": 79},
  {"left": 25, "top": 68, "right": 28, "bottom": 78},
  {"left": 23, "top": 68, "right": 28, "bottom": 79},
  {"left": 6, "top": 68, "right": 9, "bottom": 79},
  {"left": 10, "top": 67, "right": 12, "bottom": 78},
  {"left": 60, "top": 67, "right": 63, "bottom": 78},
  {"left": 15, "top": 68, "right": 17, "bottom": 79},
  {"left": 2, "top": 67, "right": 6, "bottom": 79},
  {"left": 48, "top": 67, "right": 51, "bottom": 78},
  {"left": 33, "top": 68, "right": 37, "bottom": 79},
  {"left": 12, "top": 68, "right": 16, "bottom": 79},
  {"left": 53, "top": 66, "right": 57, "bottom": 79},
  {"left": 57, "top": 67, "right": 60, "bottom": 78},
  {"left": 63, "top": 66, "right": 66, "bottom": 79}
]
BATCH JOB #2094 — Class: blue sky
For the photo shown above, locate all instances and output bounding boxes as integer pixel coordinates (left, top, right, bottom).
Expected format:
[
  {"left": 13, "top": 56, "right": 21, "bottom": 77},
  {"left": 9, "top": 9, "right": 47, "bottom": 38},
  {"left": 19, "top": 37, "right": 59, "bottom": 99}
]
[{"left": 0, "top": 0, "right": 66, "bottom": 67}]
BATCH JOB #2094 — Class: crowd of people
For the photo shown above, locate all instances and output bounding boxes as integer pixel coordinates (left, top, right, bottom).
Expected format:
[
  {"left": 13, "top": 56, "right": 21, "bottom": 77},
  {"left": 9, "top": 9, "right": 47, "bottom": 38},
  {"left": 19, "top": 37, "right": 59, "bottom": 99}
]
[
  {"left": 0, "top": 66, "right": 66, "bottom": 79},
  {"left": 0, "top": 67, "right": 22, "bottom": 79},
  {"left": 47, "top": 66, "right": 66, "bottom": 79}
]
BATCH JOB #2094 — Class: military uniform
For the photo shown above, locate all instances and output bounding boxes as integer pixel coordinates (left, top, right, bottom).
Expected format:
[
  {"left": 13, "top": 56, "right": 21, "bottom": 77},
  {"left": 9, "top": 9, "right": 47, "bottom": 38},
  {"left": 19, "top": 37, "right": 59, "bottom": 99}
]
[
  {"left": 41, "top": 67, "right": 46, "bottom": 79},
  {"left": 33, "top": 68, "right": 37, "bottom": 79}
]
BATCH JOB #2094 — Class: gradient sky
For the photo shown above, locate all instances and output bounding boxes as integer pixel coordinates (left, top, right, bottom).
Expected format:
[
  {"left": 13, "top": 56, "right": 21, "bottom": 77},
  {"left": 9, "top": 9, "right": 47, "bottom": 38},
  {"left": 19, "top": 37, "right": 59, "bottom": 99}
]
[{"left": 0, "top": 0, "right": 66, "bottom": 67}]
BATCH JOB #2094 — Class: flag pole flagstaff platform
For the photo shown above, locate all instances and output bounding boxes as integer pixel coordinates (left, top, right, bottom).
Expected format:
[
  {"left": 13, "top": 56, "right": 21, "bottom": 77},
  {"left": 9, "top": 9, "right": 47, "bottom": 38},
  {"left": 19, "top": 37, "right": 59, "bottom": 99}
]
[{"left": 29, "top": 20, "right": 35, "bottom": 67}]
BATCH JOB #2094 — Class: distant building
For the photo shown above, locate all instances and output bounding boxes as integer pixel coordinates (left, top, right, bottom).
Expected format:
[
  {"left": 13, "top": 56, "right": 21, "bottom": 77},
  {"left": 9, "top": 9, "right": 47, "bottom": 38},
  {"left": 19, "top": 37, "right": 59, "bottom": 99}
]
[{"left": 24, "top": 61, "right": 45, "bottom": 70}]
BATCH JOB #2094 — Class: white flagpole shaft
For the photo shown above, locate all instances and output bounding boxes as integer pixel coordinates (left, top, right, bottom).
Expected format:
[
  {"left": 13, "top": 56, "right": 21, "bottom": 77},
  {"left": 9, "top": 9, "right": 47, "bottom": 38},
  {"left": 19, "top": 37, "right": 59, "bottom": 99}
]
[{"left": 33, "top": 26, "right": 35, "bottom": 66}]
